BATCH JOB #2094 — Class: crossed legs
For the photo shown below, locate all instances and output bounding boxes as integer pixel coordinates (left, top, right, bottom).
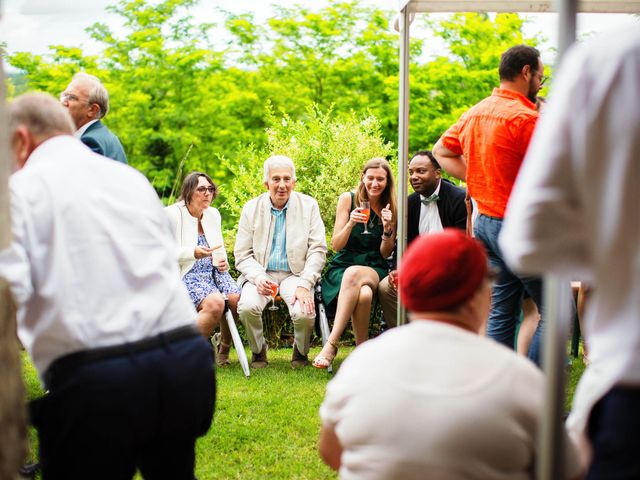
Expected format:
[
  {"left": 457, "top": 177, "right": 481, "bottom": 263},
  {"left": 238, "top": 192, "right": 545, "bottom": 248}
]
[
  {"left": 314, "top": 266, "right": 380, "bottom": 367},
  {"left": 196, "top": 292, "right": 239, "bottom": 342}
]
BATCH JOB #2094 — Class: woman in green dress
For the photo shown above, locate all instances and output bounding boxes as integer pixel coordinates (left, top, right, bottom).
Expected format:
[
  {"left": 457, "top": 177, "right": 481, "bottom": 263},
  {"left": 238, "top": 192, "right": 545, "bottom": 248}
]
[{"left": 313, "top": 158, "right": 397, "bottom": 368}]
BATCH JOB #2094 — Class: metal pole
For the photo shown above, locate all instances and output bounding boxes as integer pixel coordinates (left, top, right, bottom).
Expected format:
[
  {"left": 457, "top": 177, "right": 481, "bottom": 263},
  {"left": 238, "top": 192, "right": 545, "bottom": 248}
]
[
  {"left": 537, "top": 2, "right": 577, "bottom": 479},
  {"left": 0, "top": 3, "right": 11, "bottom": 250},
  {"left": 396, "top": 6, "right": 410, "bottom": 326}
]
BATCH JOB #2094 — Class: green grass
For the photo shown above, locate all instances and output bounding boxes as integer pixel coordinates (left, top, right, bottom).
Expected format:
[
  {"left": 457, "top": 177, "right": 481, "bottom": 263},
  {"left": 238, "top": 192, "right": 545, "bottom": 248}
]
[
  {"left": 21, "top": 343, "right": 587, "bottom": 480},
  {"left": 21, "top": 346, "right": 351, "bottom": 480}
]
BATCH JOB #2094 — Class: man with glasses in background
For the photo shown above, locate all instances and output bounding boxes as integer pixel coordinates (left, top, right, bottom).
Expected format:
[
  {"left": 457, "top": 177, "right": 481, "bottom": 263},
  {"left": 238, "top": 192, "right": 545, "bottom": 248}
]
[
  {"left": 433, "top": 45, "right": 546, "bottom": 366},
  {"left": 60, "top": 72, "right": 127, "bottom": 164}
]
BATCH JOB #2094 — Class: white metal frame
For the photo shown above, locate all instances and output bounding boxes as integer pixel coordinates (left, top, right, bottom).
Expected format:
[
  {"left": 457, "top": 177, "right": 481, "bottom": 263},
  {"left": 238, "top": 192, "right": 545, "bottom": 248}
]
[{"left": 395, "top": 1, "right": 639, "bottom": 478}]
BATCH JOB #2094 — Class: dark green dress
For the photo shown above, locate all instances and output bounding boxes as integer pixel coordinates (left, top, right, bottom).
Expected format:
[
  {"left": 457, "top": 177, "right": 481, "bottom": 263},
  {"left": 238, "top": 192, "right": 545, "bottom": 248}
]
[{"left": 321, "top": 192, "right": 389, "bottom": 308}]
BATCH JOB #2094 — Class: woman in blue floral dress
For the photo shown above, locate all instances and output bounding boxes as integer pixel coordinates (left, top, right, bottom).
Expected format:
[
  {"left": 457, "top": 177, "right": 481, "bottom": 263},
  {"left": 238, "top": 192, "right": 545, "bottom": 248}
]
[{"left": 166, "top": 171, "right": 241, "bottom": 365}]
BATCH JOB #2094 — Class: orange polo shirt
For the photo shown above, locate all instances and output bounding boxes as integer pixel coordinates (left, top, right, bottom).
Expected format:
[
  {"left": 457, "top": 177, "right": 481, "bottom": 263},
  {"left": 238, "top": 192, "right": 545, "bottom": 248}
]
[{"left": 441, "top": 88, "right": 538, "bottom": 219}]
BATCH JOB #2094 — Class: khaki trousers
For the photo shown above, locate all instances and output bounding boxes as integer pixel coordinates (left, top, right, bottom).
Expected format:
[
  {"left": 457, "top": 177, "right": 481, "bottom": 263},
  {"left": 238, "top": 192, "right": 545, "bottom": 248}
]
[
  {"left": 377, "top": 275, "right": 398, "bottom": 328},
  {"left": 238, "top": 271, "right": 315, "bottom": 355}
]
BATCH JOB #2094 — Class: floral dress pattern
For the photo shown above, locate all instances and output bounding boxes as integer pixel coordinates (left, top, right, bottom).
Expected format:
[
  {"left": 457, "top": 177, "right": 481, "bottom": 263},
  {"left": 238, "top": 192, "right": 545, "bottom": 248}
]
[{"left": 183, "top": 234, "right": 240, "bottom": 307}]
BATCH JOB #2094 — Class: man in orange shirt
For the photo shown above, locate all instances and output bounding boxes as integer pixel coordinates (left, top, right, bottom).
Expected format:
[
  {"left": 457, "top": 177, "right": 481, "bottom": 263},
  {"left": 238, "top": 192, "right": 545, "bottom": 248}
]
[{"left": 433, "top": 45, "right": 545, "bottom": 365}]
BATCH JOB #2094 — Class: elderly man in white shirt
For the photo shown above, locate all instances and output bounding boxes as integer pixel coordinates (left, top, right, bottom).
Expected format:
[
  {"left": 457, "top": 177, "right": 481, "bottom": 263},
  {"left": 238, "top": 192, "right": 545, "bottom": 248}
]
[
  {"left": 500, "top": 27, "right": 640, "bottom": 479},
  {"left": 234, "top": 155, "right": 327, "bottom": 368},
  {"left": 0, "top": 93, "right": 214, "bottom": 479}
]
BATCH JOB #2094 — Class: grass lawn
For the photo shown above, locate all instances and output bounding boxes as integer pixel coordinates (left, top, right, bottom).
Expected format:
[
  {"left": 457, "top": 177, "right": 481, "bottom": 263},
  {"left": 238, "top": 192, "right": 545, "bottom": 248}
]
[
  {"left": 21, "top": 346, "right": 349, "bottom": 480},
  {"left": 21, "top": 343, "right": 587, "bottom": 480}
]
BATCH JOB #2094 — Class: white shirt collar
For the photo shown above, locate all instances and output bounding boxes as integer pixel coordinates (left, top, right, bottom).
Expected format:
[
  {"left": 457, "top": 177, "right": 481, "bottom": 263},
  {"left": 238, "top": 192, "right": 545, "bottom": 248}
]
[
  {"left": 419, "top": 179, "right": 442, "bottom": 203},
  {"left": 74, "top": 119, "right": 99, "bottom": 138}
]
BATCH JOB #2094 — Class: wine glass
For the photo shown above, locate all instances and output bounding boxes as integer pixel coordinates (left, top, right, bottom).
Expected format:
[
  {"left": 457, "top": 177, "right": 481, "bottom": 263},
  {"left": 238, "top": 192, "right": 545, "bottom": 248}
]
[
  {"left": 268, "top": 281, "right": 279, "bottom": 311},
  {"left": 359, "top": 201, "right": 371, "bottom": 235}
]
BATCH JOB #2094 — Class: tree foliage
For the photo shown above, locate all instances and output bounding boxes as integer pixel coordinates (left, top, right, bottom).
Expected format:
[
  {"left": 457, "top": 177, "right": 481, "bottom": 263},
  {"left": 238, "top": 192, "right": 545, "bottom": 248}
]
[{"left": 7, "top": 0, "right": 545, "bottom": 201}]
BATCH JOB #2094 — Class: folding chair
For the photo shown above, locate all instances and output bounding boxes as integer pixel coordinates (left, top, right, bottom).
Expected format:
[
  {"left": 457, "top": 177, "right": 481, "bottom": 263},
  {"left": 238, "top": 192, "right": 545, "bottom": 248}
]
[{"left": 223, "top": 295, "right": 250, "bottom": 378}]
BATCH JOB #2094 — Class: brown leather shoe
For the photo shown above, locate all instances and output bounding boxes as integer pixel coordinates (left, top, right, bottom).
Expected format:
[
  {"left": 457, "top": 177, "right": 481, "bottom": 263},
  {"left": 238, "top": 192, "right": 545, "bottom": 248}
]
[
  {"left": 291, "top": 343, "right": 310, "bottom": 368},
  {"left": 250, "top": 344, "right": 268, "bottom": 368}
]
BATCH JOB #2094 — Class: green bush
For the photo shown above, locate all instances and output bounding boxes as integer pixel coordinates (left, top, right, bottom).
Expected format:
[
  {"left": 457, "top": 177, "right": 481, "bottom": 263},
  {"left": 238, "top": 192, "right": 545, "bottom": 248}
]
[
  {"left": 213, "top": 106, "right": 394, "bottom": 346},
  {"left": 218, "top": 104, "right": 396, "bottom": 238}
]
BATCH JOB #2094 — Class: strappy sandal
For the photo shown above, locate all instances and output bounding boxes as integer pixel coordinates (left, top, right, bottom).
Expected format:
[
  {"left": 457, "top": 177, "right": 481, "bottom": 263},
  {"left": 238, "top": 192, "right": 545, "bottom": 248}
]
[
  {"left": 312, "top": 339, "right": 338, "bottom": 369},
  {"left": 217, "top": 341, "right": 231, "bottom": 366}
]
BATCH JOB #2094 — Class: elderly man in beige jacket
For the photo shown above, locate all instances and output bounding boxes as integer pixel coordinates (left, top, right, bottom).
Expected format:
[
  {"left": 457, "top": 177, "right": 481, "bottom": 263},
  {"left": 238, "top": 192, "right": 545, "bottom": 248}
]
[{"left": 234, "top": 156, "right": 327, "bottom": 368}]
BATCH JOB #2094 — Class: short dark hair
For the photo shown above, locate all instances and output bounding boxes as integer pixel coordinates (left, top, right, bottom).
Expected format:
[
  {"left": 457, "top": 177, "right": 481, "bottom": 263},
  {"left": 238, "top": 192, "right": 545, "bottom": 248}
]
[
  {"left": 179, "top": 171, "right": 217, "bottom": 205},
  {"left": 499, "top": 45, "right": 540, "bottom": 81},
  {"left": 410, "top": 150, "right": 441, "bottom": 170}
]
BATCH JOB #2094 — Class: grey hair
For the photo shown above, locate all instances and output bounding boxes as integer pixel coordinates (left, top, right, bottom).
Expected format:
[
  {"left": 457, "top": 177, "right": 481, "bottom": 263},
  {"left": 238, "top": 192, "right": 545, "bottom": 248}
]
[
  {"left": 263, "top": 155, "right": 296, "bottom": 183},
  {"left": 72, "top": 72, "right": 110, "bottom": 118},
  {"left": 9, "top": 92, "right": 75, "bottom": 140}
]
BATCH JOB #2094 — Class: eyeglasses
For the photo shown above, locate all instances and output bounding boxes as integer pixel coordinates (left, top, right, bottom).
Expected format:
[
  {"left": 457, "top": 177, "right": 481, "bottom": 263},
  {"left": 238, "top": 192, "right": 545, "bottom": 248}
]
[
  {"left": 196, "top": 186, "right": 216, "bottom": 195},
  {"left": 59, "top": 92, "right": 88, "bottom": 103},
  {"left": 534, "top": 71, "right": 548, "bottom": 86}
]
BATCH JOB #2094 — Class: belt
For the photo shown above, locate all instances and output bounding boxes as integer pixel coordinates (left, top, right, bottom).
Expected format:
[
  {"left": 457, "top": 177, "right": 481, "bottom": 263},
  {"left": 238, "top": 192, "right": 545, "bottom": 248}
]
[
  {"left": 479, "top": 213, "right": 504, "bottom": 221},
  {"left": 44, "top": 325, "right": 199, "bottom": 390}
]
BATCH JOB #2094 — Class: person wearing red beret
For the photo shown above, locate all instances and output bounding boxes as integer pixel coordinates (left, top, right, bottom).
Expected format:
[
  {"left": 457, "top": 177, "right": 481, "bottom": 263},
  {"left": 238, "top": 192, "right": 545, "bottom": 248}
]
[{"left": 318, "top": 229, "right": 582, "bottom": 479}]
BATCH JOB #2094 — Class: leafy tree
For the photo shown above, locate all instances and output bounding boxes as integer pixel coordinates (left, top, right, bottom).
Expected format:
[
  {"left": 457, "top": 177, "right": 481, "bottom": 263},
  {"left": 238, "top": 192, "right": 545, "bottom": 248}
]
[
  {"left": 408, "top": 13, "right": 545, "bottom": 152},
  {"left": 6, "top": 1, "right": 545, "bottom": 196},
  {"left": 224, "top": 1, "right": 422, "bottom": 144}
]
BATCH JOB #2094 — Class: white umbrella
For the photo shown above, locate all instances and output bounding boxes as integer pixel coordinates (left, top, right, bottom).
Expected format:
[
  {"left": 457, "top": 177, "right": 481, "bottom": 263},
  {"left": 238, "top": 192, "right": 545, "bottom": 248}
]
[{"left": 224, "top": 307, "right": 250, "bottom": 379}]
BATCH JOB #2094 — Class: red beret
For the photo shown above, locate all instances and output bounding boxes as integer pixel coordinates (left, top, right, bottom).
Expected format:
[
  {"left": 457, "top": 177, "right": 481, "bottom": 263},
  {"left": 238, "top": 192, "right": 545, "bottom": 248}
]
[{"left": 399, "top": 229, "right": 488, "bottom": 312}]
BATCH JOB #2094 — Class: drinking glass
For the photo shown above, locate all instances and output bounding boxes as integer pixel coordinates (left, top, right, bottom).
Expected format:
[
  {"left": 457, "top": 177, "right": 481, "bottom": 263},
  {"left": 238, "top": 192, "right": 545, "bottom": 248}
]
[
  {"left": 359, "top": 201, "right": 371, "bottom": 235},
  {"left": 211, "top": 248, "right": 226, "bottom": 270},
  {"left": 268, "top": 281, "right": 279, "bottom": 311}
]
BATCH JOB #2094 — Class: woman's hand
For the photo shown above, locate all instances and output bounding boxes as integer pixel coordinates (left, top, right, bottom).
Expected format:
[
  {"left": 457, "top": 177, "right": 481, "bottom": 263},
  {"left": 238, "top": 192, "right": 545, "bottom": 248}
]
[
  {"left": 194, "top": 246, "right": 213, "bottom": 259},
  {"left": 349, "top": 208, "right": 367, "bottom": 226},
  {"left": 215, "top": 258, "right": 229, "bottom": 272},
  {"left": 381, "top": 203, "right": 393, "bottom": 230}
]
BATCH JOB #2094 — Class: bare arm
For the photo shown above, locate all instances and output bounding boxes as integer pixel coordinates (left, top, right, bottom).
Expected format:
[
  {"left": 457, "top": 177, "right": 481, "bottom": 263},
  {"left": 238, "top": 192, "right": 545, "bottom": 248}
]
[
  {"left": 318, "top": 424, "right": 342, "bottom": 471},
  {"left": 331, "top": 192, "right": 362, "bottom": 252},
  {"left": 433, "top": 138, "right": 467, "bottom": 181}
]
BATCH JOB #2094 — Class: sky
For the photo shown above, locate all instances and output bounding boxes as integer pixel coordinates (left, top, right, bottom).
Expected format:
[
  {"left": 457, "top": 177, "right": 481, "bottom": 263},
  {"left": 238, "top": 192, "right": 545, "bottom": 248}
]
[{"left": 1, "top": 0, "right": 638, "bottom": 71}]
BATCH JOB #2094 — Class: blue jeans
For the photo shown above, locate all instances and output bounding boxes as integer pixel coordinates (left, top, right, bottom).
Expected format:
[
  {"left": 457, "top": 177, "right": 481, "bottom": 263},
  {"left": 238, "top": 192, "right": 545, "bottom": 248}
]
[{"left": 475, "top": 214, "right": 544, "bottom": 366}]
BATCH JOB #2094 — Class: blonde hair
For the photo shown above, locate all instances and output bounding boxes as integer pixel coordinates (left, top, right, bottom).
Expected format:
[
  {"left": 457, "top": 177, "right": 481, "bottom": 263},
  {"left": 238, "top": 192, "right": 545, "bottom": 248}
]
[{"left": 354, "top": 157, "right": 397, "bottom": 226}]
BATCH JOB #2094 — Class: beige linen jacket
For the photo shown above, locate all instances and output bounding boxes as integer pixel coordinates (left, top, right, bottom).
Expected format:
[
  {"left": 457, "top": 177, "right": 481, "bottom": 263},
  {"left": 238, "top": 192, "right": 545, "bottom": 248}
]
[
  {"left": 165, "top": 201, "right": 227, "bottom": 278},
  {"left": 234, "top": 191, "right": 327, "bottom": 291}
]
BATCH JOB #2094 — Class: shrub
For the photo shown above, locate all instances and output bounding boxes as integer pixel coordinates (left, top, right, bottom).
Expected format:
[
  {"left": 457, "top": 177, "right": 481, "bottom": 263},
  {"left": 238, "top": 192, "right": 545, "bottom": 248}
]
[
  {"left": 218, "top": 103, "right": 396, "bottom": 239},
  {"left": 216, "top": 105, "right": 395, "bottom": 346}
]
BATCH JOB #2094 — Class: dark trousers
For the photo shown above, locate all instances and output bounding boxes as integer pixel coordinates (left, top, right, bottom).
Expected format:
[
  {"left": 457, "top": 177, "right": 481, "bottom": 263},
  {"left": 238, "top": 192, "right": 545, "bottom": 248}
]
[
  {"left": 474, "top": 214, "right": 545, "bottom": 366},
  {"left": 586, "top": 386, "right": 640, "bottom": 480},
  {"left": 30, "top": 331, "right": 216, "bottom": 480}
]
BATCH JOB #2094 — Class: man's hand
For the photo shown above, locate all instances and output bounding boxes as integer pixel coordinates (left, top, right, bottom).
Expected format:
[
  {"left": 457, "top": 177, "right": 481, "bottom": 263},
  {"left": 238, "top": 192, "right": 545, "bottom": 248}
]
[
  {"left": 388, "top": 270, "right": 398, "bottom": 291},
  {"left": 293, "top": 286, "right": 314, "bottom": 315},
  {"left": 257, "top": 278, "right": 277, "bottom": 296}
]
